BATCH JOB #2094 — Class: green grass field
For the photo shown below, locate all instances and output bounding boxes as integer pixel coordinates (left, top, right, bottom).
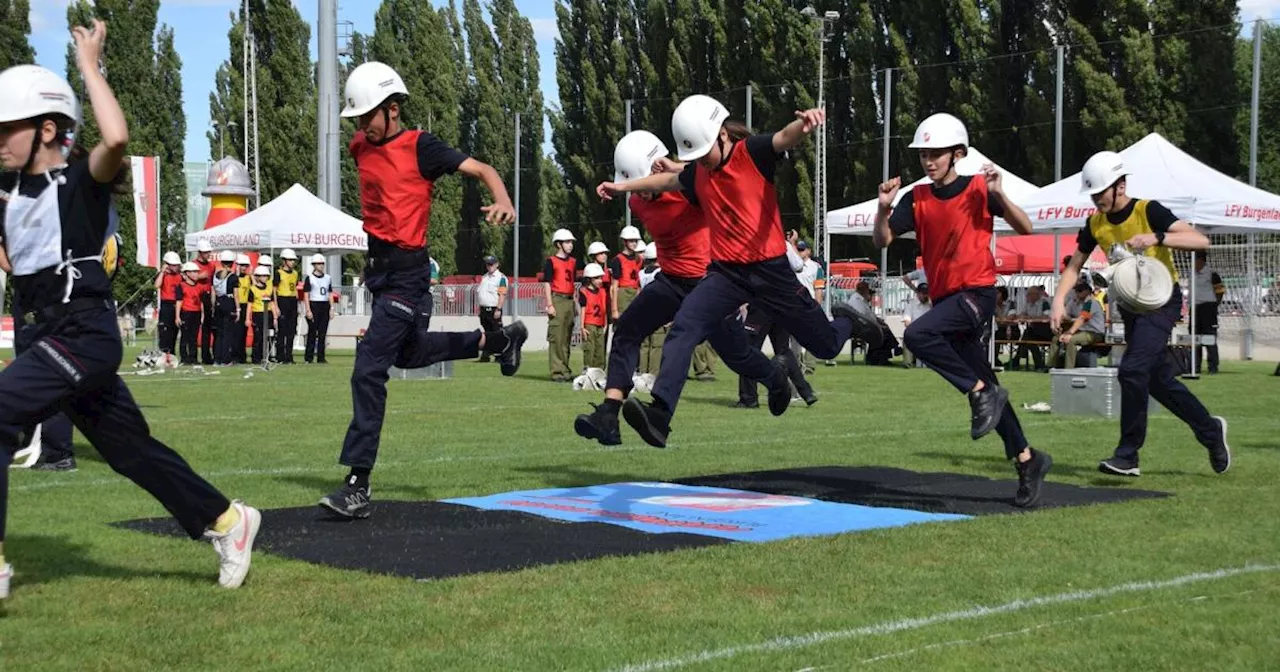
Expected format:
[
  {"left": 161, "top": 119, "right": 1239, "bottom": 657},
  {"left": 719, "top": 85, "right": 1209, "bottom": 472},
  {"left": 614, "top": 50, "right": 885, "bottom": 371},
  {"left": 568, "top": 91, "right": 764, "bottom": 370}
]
[{"left": 2, "top": 350, "right": 1277, "bottom": 670}]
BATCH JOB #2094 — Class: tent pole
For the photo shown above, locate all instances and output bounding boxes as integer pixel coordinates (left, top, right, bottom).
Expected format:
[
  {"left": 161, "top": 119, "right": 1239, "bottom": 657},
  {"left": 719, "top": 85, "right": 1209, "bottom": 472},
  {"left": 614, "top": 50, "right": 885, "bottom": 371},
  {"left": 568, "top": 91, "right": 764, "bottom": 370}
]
[{"left": 880, "top": 68, "right": 891, "bottom": 317}]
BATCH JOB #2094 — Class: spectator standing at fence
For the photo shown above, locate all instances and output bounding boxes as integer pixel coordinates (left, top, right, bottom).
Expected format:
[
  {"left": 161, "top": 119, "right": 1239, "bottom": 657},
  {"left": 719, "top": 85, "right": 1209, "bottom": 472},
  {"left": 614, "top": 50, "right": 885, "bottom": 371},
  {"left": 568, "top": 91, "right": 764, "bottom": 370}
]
[
  {"left": 155, "top": 251, "right": 181, "bottom": 354},
  {"left": 1049, "top": 281, "right": 1105, "bottom": 368},
  {"left": 1192, "top": 252, "right": 1224, "bottom": 374},
  {"left": 1058, "top": 150, "right": 1229, "bottom": 478},
  {"left": 611, "top": 226, "right": 644, "bottom": 320},
  {"left": 794, "top": 239, "right": 824, "bottom": 372},
  {"left": 903, "top": 259, "right": 927, "bottom": 293},
  {"left": 303, "top": 254, "right": 333, "bottom": 364},
  {"left": 901, "top": 283, "right": 931, "bottom": 367},
  {"left": 429, "top": 256, "right": 440, "bottom": 287},
  {"left": 193, "top": 240, "right": 217, "bottom": 364},
  {"left": 579, "top": 263, "right": 609, "bottom": 370},
  {"left": 874, "top": 112, "right": 1051, "bottom": 508},
  {"left": 476, "top": 254, "right": 508, "bottom": 363},
  {"left": 212, "top": 250, "right": 240, "bottom": 365},
  {"left": 545, "top": 228, "right": 578, "bottom": 382},
  {"left": 1012, "top": 285, "right": 1052, "bottom": 371}
]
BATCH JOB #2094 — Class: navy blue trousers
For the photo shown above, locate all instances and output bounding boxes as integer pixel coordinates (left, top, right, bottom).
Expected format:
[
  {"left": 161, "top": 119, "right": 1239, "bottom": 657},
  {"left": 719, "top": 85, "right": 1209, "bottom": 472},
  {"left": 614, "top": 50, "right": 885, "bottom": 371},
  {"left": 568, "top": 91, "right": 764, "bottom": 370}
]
[
  {"left": 902, "top": 288, "right": 1029, "bottom": 459},
  {"left": 738, "top": 306, "right": 813, "bottom": 404},
  {"left": 651, "top": 256, "right": 854, "bottom": 414},
  {"left": 13, "top": 320, "right": 74, "bottom": 463},
  {"left": 1116, "top": 285, "right": 1221, "bottom": 460},
  {"left": 339, "top": 267, "right": 483, "bottom": 470},
  {"left": 0, "top": 305, "right": 230, "bottom": 540},
  {"left": 604, "top": 272, "right": 775, "bottom": 396}
]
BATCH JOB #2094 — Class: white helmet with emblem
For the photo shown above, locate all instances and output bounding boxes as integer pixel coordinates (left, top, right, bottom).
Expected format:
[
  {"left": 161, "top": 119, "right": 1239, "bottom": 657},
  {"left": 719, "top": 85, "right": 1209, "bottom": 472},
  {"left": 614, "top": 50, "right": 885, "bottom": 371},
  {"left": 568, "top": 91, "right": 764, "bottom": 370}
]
[
  {"left": 613, "top": 131, "right": 670, "bottom": 182},
  {"left": 586, "top": 241, "right": 609, "bottom": 256},
  {"left": 671, "top": 95, "right": 730, "bottom": 161},
  {"left": 340, "top": 62, "right": 409, "bottom": 118}
]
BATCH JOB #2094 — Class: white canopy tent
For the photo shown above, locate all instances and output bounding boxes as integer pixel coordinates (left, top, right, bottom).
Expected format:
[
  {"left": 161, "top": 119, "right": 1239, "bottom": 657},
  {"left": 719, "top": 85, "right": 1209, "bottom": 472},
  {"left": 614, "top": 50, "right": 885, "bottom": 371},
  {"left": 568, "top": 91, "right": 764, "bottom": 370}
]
[
  {"left": 1019, "top": 133, "right": 1280, "bottom": 234},
  {"left": 185, "top": 183, "right": 367, "bottom": 252},
  {"left": 826, "top": 146, "right": 1041, "bottom": 237}
]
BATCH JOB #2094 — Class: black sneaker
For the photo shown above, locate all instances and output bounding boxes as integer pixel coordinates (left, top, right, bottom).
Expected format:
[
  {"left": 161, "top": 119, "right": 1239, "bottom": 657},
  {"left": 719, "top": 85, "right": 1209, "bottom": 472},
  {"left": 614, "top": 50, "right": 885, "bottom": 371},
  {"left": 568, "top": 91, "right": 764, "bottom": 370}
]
[
  {"left": 734, "top": 400, "right": 760, "bottom": 409},
  {"left": 1014, "top": 449, "right": 1053, "bottom": 508},
  {"left": 319, "top": 484, "right": 372, "bottom": 519},
  {"left": 804, "top": 392, "right": 819, "bottom": 406},
  {"left": 622, "top": 397, "right": 671, "bottom": 448},
  {"left": 766, "top": 359, "right": 792, "bottom": 417},
  {"left": 968, "top": 385, "right": 1009, "bottom": 440},
  {"left": 498, "top": 321, "right": 528, "bottom": 377},
  {"left": 832, "top": 295, "right": 884, "bottom": 349},
  {"left": 1208, "top": 416, "right": 1231, "bottom": 474},
  {"left": 32, "top": 456, "right": 77, "bottom": 472},
  {"left": 574, "top": 403, "right": 622, "bottom": 446},
  {"left": 1098, "top": 456, "right": 1141, "bottom": 477}
]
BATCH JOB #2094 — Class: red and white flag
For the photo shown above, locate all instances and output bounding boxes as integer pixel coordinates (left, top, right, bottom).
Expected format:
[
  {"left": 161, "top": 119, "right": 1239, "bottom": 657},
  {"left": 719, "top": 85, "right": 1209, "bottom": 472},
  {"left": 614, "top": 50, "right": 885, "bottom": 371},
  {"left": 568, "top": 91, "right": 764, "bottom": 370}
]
[{"left": 130, "top": 155, "right": 160, "bottom": 268}]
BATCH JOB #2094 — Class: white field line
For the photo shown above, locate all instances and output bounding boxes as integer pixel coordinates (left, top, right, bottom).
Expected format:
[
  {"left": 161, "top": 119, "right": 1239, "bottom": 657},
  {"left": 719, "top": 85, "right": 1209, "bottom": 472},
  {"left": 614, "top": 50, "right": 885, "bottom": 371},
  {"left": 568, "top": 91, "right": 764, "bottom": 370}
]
[{"left": 608, "top": 563, "right": 1280, "bottom": 672}]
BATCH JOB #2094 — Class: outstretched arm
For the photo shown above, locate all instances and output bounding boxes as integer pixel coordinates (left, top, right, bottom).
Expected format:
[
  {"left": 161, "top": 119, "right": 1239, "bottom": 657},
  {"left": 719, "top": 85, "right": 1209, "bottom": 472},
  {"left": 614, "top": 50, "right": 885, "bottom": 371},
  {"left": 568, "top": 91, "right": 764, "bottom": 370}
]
[
  {"left": 772, "top": 109, "right": 825, "bottom": 154},
  {"left": 458, "top": 158, "right": 516, "bottom": 224},
  {"left": 596, "top": 172, "right": 681, "bottom": 201},
  {"left": 75, "top": 21, "right": 129, "bottom": 184}
]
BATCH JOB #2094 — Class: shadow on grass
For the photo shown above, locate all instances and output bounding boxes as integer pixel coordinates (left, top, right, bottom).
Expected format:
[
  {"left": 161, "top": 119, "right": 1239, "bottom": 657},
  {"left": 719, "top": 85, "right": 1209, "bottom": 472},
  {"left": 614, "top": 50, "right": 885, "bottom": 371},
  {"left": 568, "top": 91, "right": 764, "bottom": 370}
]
[
  {"left": 913, "top": 450, "right": 1215, "bottom": 485},
  {"left": 6, "top": 534, "right": 209, "bottom": 592},
  {"left": 510, "top": 464, "right": 657, "bottom": 489}
]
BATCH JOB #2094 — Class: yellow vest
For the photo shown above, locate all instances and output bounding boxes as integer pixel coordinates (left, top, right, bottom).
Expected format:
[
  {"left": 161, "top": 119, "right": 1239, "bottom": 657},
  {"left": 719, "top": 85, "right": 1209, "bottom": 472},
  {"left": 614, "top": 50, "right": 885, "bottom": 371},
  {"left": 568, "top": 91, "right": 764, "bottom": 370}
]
[
  {"left": 1086, "top": 199, "right": 1179, "bottom": 283},
  {"left": 274, "top": 268, "right": 300, "bottom": 298},
  {"left": 236, "top": 275, "right": 251, "bottom": 304},
  {"left": 247, "top": 282, "right": 272, "bottom": 312}
]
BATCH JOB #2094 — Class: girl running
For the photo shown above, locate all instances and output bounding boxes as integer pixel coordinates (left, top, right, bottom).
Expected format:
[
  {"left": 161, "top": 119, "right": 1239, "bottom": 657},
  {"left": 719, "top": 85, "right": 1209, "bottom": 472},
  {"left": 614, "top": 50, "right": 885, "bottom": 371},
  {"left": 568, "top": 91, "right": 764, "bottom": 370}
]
[{"left": 596, "top": 97, "right": 882, "bottom": 447}]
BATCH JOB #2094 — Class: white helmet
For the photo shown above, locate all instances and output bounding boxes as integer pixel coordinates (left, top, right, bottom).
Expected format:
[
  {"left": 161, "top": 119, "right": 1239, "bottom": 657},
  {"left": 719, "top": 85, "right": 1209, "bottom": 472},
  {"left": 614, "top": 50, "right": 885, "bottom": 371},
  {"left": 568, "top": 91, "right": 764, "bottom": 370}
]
[
  {"left": 613, "top": 130, "right": 670, "bottom": 182},
  {"left": 583, "top": 262, "right": 606, "bottom": 279},
  {"left": 163, "top": 251, "right": 181, "bottom": 266},
  {"left": 908, "top": 113, "right": 969, "bottom": 149},
  {"left": 1108, "top": 256, "right": 1174, "bottom": 313},
  {"left": 311, "top": 253, "right": 326, "bottom": 265},
  {"left": 587, "top": 241, "right": 609, "bottom": 256},
  {"left": 236, "top": 254, "right": 252, "bottom": 266},
  {"left": 259, "top": 254, "right": 274, "bottom": 265},
  {"left": 197, "top": 240, "right": 213, "bottom": 253},
  {"left": 181, "top": 261, "right": 200, "bottom": 273},
  {"left": 552, "top": 228, "right": 575, "bottom": 243},
  {"left": 253, "top": 265, "right": 272, "bottom": 277},
  {"left": 280, "top": 248, "right": 299, "bottom": 261},
  {"left": 619, "top": 225, "right": 642, "bottom": 241},
  {"left": 340, "top": 62, "right": 409, "bottom": 118},
  {"left": 644, "top": 242, "right": 657, "bottom": 259},
  {"left": 219, "top": 250, "right": 237, "bottom": 263},
  {"left": 1080, "top": 151, "right": 1127, "bottom": 195},
  {"left": 0, "top": 65, "right": 79, "bottom": 126},
  {"left": 671, "top": 94, "right": 730, "bottom": 161}
]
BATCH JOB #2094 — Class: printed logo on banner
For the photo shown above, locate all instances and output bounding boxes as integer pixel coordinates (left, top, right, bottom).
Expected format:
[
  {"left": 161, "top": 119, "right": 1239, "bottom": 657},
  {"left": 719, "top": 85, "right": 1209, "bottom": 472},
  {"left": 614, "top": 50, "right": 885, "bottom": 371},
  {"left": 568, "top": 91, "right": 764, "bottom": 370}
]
[{"left": 637, "top": 493, "right": 811, "bottom": 512}]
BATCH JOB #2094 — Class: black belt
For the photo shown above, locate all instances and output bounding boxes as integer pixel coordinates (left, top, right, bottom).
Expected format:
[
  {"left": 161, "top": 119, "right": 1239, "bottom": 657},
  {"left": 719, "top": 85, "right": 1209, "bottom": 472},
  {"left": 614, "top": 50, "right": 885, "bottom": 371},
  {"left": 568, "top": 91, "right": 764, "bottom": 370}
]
[
  {"left": 551, "top": 291, "right": 574, "bottom": 298},
  {"left": 480, "top": 306, "right": 500, "bottom": 310},
  {"left": 24, "top": 297, "right": 115, "bottom": 325},
  {"left": 367, "top": 239, "right": 430, "bottom": 273}
]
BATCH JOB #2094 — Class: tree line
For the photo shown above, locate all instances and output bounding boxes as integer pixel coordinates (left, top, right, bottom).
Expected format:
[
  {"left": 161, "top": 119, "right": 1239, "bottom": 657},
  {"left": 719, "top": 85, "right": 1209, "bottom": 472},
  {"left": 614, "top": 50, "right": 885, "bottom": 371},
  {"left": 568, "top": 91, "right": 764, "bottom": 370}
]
[{"left": 5, "top": 0, "right": 1279, "bottom": 297}]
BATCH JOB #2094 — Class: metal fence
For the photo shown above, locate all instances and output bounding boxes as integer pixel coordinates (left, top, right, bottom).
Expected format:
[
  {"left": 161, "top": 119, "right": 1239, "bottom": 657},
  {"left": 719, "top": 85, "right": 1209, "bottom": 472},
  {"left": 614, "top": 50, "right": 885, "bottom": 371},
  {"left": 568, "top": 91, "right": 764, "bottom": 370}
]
[{"left": 336, "top": 282, "right": 551, "bottom": 317}]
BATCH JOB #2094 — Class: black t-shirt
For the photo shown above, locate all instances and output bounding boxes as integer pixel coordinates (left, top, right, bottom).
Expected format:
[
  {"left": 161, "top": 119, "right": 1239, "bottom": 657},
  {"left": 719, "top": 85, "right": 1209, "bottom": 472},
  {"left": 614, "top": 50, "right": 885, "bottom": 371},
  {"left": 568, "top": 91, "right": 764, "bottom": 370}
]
[
  {"left": 887, "top": 175, "right": 1006, "bottom": 236},
  {"left": 676, "top": 133, "right": 784, "bottom": 203},
  {"left": 1076, "top": 199, "right": 1179, "bottom": 255},
  {"left": 0, "top": 161, "right": 114, "bottom": 314},
  {"left": 416, "top": 132, "right": 468, "bottom": 181}
]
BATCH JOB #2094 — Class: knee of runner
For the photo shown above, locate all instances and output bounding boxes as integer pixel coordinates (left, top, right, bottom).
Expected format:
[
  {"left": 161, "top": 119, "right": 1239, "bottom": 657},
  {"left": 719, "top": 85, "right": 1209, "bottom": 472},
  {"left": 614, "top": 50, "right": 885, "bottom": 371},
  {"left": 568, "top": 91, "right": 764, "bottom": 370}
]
[{"left": 902, "top": 323, "right": 928, "bottom": 352}]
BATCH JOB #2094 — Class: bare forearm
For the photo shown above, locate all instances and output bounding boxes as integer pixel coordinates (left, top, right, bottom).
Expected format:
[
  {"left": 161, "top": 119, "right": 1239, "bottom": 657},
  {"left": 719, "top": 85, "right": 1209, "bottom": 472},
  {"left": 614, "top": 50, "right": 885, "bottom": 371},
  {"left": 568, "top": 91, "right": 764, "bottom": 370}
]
[
  {"left": 995, "top": 195, "right": 1034, "bottom": 235},
  {"left": 1163, "top": 230, "right": 1209, "bottom": 251},
  {"left": 617, "top": 173, "right": 680, "bottom": 194},
  {"left": 872, "top": 207, "right": 894, "bottom": 249},
  {"left": 83, "top": 69, "right": 127, "bottom": 149},
  {"left": 772, "top": 118, "right": 808, "bottom": 153}
]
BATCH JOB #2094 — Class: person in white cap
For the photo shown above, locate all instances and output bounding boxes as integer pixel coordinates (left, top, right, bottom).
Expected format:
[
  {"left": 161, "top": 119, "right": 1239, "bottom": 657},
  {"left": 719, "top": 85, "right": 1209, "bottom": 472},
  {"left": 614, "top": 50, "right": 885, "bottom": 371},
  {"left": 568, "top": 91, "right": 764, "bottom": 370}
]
[
  {"left": 246, "top": 265, "right": 275, "bottom": 364},
  {"left": 1058, "top": 150, "right": 1229, "bottom": 478},
  {"left": 0, "top": 28, "right": 262, "bottom": 600},
  {"left": 321, "top": 61, "right": 526, "bottom": 519},
  {"left": 193, "top": 240, "right": 217, "bottom": 364},
  {"left": 544, "top": 228, "right": 578, "bottom": 381},
  {"left": 272, "top": 248, "right": 301, "bottom": 364},
  {"left": 578, "top": 262, "right": 610, "bottom": 370},
  {"left": 611, "top": 225, "right": 645, "bottom": 319},
  {"left": 212, "top": 250, "right": 241, "bottom": 365},
  {"left": 303, "top": 254, "right": 333, "bottom": 364},
  {"left": 475, "top": 254, "right": 508, "bottom": 363},
  {"left": 586, "top": 241, "right": 612, "bottom": 290},
  {"left": 154, "top": 251, "right": 183, "bottom": 354},
  {"left": 176, "top": 261, "right": 204, "bottom": 364},
  {"left": 233, "top": 253, "right": 253, "bottom": 363}
]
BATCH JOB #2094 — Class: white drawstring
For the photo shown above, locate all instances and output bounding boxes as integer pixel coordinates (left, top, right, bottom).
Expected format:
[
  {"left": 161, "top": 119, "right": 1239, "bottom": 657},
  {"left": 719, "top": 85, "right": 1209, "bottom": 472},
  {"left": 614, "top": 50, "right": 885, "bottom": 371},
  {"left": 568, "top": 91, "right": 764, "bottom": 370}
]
[{"left": 55, "top": 249, "right": 103, "bottom": 304}]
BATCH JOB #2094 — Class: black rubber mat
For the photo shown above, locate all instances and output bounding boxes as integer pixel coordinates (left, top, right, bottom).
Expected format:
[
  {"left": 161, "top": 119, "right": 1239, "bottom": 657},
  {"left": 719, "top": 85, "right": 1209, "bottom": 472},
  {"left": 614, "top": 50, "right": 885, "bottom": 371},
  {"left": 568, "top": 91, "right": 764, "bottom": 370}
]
[
  {"left": 675, "top": 465, "right": 1170, "bottom": 516},
  {"left": 114, "top": 501, "right": 729, "bottom": 581}
]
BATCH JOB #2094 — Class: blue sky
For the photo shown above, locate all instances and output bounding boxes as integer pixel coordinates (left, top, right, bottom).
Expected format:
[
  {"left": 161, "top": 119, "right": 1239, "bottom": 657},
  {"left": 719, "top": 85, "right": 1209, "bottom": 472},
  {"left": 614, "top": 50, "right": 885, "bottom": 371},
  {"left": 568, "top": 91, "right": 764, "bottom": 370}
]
[{"left": 28, "top": 0, "right": 561, "bottom": 163}]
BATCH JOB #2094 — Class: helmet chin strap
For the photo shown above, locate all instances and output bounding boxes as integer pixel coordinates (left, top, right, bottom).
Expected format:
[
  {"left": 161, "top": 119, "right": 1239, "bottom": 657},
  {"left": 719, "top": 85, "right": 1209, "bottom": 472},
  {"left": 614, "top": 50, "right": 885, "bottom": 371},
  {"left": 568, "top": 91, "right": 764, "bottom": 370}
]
[{"left": 21, "top": 117, "right": 45, "bottom": 176}]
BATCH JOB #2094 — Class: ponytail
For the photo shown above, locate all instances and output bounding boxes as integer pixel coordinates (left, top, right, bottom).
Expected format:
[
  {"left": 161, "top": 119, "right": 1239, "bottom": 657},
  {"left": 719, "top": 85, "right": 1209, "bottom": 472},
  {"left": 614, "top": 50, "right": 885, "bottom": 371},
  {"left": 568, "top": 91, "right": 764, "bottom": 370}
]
[{"left": 723, "top": 120, "right": 751, "bottom": 142}]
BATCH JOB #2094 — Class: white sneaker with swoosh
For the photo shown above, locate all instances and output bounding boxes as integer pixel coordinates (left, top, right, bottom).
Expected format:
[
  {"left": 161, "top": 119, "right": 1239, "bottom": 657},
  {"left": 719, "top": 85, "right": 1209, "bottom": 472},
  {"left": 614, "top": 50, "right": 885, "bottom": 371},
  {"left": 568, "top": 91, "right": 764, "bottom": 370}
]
[{"left": 209, "top": 500, "right": 261, "bottom": 588}]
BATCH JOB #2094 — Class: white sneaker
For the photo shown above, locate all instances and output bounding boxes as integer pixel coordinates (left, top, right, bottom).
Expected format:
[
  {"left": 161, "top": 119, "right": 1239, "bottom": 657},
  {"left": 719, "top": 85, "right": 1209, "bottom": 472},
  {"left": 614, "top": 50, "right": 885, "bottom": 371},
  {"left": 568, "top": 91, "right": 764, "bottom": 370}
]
[
  {"left": 209, "top": 500, "right": 261, "bottom": 588},
  {"left": 0, "top": 562, "right": 12, "bottom": 599}
]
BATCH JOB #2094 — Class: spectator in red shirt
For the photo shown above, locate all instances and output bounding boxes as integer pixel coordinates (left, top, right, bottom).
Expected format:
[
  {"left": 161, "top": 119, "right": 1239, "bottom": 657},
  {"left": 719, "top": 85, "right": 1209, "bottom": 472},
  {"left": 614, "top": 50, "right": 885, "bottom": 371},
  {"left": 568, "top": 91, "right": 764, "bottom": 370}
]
[{"left": 873, "top": 113, "right": 1050, "bottom": 507}]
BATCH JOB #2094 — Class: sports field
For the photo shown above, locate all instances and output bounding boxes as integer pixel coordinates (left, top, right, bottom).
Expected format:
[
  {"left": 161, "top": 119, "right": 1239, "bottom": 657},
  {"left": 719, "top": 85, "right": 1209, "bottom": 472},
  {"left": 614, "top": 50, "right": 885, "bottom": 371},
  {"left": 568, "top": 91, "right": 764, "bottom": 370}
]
[{"left": 3, "top": 351, "right": 1277, "bottom": 670}]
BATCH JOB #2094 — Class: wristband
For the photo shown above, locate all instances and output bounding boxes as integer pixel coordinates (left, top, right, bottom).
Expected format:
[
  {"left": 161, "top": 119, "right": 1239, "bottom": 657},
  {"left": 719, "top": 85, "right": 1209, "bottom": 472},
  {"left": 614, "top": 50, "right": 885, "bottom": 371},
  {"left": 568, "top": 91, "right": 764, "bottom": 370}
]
[{"left": 1154, "top": 231, "right": 1166, "bottom": 246}]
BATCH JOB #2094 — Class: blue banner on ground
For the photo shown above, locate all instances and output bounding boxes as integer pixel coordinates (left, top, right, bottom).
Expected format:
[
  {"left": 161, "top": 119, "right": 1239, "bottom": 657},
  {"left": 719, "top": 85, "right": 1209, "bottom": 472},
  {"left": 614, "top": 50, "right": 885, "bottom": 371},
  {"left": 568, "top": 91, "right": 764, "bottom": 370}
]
[{"left": 444, "top": 482, "right": 968, "bottom": 542}]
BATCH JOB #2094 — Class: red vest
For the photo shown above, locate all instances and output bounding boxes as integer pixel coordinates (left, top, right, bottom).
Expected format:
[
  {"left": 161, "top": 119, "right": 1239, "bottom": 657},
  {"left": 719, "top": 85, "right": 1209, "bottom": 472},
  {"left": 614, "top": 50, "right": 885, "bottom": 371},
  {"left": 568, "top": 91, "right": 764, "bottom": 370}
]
[
  {"left": 911, "top": 177, "right": 997, "bottom": 301},
  {"left": 629, "top": 192, "right": 710, "bottom": 280},
  {"left": 580, "top": 286, "right": 608, "bottom": 327},
  {"left": 693, "top": 142, "right": 786, "bottom": 264},
  {"left": 159, "top": 272, "right": 181, "bottom": 302},
  {"left": 613, "top": 251, "right": 643, "bottom": 289},
  {"left": 351, "top": 130, "right": 435, "bottom": 250},
  {"left": 547, "top": 255, "right": 577, "bottom": 295},
  {"left": 178, "top": 281, "right": 203, "bottom": 312}
]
